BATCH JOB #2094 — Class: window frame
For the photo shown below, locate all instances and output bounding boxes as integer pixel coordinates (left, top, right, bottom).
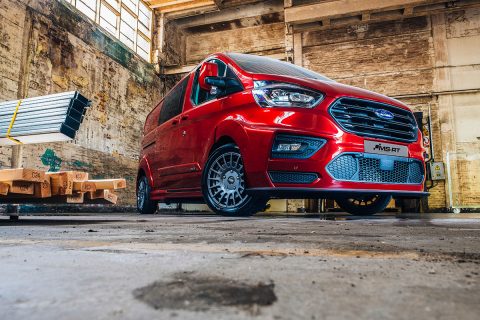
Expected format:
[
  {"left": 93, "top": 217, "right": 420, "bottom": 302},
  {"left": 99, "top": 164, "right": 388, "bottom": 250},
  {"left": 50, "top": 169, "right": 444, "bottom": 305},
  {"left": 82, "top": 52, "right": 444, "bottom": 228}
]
[
  {"left": 190, "top": 59, "right": 232, "bottom": 107},
  {"left": 158, "top": 75, "right": 190, "bottom": 126},
  {"left": 64, "top": 0, "right": 153, "bottom": 62}
]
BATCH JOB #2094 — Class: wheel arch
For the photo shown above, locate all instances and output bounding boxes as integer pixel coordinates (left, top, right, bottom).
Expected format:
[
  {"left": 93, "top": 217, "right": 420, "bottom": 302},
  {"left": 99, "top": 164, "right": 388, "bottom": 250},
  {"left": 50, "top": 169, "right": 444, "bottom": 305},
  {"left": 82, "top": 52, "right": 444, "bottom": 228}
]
[
  {"left": 138, "top": 156, "right": 154, "bottom": 187},
  {"left": 211, "top": 120, "right": 249, "bottom": 154}
]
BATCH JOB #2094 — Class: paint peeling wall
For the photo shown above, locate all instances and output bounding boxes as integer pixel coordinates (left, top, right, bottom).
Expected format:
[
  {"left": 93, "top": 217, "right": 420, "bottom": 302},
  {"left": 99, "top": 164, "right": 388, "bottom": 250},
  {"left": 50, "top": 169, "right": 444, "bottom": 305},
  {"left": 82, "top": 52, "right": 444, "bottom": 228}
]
[
  {"left": 438, "top": 9, "right": 480, "bottom": 208},
  {"left": 0, "top": 0, "right": 163, "bottom": 205}
]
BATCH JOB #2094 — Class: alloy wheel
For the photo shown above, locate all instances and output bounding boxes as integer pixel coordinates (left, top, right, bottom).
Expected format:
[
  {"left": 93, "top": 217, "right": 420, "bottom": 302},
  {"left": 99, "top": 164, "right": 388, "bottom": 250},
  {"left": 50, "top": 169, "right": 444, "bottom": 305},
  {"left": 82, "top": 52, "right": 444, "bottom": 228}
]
[
  {"left": 346, "top": 195, "right": 380, "bottom": 207},
  {"left": 206, "top": 151, "right": 250, "bottom": 209},
  {"left": 137, "top": 179, "right": 146, "bottom": 209}
]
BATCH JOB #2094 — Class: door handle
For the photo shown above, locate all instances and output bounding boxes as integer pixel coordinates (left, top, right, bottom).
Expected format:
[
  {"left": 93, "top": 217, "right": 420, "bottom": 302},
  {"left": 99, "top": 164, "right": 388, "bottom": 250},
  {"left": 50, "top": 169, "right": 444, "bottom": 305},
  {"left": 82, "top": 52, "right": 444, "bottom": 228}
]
[
  {"left": 172, "top": 119, "right": 179, "bottom": 125},
  {"left": 181, "top": 115, "right": 189, "bottom": 121}
]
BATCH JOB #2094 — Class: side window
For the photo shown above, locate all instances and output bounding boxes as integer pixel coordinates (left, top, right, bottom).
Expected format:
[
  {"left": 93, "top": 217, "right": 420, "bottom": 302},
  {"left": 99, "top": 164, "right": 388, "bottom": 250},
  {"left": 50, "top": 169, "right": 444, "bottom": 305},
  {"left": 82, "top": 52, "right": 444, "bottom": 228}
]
[
  {"left": 191, "top": 59, "right": 227, "bottom": 106},
  {"left": 159, "top": 75, "right": 190, "bottom": 125}
]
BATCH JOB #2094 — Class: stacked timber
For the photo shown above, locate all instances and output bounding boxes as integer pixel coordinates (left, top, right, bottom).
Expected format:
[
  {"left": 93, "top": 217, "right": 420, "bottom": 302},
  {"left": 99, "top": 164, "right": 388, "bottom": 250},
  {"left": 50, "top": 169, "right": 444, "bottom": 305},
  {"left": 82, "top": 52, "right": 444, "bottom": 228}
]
[
  {"left": 0, "top": 91, "right": 91, "bottom": 145},
  {"left": 0, "top": 168, "right": 126, "bottom": 204}
]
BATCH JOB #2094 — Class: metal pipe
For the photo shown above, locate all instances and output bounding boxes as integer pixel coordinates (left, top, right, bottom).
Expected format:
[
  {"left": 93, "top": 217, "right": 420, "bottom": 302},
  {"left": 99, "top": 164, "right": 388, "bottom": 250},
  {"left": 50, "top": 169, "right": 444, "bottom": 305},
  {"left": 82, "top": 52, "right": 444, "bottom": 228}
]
[
  {"left": 0, "top": 91, "right": 78, "bottom": 107},
  {"left": 0, "top": 91, "right": 90, "bottom": 145},
  {"left": 428, "top": 103, "right": 434, "bottom": 161}
]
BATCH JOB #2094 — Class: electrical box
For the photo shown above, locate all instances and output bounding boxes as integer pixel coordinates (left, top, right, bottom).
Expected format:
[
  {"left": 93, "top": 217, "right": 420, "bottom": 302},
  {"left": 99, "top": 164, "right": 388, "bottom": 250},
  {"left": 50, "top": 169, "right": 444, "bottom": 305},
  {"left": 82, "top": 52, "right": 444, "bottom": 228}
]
[{"left": 429, "top": 162, "right": 445, "bottom": 180}]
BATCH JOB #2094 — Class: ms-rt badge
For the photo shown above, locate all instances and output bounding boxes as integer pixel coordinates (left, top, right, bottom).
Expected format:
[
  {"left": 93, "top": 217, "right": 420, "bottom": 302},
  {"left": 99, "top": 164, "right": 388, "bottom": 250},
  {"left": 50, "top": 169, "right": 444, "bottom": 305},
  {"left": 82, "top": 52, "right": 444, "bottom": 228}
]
[{"left": 364, "top": 140, "right": 408, "bottom": 157}]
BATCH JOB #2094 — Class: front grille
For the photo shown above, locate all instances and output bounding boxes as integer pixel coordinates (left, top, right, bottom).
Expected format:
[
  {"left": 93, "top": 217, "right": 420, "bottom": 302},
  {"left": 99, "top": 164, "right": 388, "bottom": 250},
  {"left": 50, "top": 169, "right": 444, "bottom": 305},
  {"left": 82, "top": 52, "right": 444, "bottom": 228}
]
[
  {"left": 329, "top": 98, "right": 418, "bottom": 142},
  {"left": 269, "top": 171, "right": 318, "bottom": 184},
  {"left": 327, "top": 153, "right": 424, "bottom": 184}
]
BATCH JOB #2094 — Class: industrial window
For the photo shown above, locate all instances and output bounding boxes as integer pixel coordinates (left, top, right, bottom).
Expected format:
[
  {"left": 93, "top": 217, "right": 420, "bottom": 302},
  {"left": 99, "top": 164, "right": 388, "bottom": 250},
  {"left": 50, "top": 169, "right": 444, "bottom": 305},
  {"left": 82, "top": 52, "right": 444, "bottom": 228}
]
[
  {"left": 64, "top": 0, "right": 153, "bottom": 62},
  {"left": 159, "top": 76, "right": 190, "bottom": 125}
]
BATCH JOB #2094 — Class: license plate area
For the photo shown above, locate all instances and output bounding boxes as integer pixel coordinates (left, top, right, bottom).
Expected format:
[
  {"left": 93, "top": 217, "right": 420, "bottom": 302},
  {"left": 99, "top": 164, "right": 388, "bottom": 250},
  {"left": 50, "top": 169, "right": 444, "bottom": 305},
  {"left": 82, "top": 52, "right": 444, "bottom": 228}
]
[{"left": 364, "top": 140, "right": 408, "bottom": 157}]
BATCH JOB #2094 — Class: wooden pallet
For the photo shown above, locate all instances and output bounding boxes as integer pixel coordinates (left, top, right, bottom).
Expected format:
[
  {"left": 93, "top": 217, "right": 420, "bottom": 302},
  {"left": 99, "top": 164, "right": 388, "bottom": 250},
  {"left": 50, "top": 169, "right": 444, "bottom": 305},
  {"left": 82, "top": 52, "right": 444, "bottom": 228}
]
[{"left": 0, "top": 168, "right": 126, "bottom": 205}]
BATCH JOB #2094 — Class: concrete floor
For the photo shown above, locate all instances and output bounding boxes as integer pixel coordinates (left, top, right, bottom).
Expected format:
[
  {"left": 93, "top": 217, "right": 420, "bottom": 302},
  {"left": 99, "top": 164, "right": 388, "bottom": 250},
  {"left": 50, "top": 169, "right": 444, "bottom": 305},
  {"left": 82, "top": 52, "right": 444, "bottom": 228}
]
[{"left": 0, "top": 212, "right": 479, "bottom": 320}]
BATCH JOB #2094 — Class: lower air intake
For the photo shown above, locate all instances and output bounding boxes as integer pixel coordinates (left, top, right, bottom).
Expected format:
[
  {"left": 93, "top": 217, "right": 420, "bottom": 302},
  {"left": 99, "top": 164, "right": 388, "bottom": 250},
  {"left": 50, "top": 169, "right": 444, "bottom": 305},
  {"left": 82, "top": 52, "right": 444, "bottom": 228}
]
[
  {"left": 327, "top": 153, "right": 424, "bottom": 184},
  {"left": 269, "top": 171, "right": 318, "bottom": 184}
]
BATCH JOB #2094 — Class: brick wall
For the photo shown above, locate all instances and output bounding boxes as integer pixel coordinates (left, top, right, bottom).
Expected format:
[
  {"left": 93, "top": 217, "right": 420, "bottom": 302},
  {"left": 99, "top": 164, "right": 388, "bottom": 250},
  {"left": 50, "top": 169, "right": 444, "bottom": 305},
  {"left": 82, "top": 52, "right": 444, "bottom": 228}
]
[{"left": 0, "top": 0, "right": 163, "bottom": 205}]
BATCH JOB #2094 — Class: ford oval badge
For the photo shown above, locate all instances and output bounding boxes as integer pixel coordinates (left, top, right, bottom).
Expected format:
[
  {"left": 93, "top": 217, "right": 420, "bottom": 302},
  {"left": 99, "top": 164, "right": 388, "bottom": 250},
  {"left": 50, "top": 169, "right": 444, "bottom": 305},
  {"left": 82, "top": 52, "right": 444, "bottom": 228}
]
[{"left": 375, "top": 109, "right": 394, "bottom": 120}]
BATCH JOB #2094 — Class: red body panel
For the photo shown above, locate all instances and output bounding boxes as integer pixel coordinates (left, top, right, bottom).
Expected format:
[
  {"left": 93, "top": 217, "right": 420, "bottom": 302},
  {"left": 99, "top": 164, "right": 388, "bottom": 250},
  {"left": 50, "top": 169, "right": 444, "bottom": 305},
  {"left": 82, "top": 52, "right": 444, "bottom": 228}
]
[{"left": 138, "top": 53, "right": 426, "bottom": 202}]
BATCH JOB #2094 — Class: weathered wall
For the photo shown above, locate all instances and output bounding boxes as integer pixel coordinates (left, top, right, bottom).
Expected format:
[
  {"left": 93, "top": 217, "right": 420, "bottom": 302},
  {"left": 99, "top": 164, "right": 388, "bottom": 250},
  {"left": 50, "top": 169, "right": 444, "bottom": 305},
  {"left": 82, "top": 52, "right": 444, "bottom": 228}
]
[
  {"left": 0, "top": 0, "right": 163, "bottom": 205},
  {"left": 184, "top": 12, "right": 285, "bottom": 64},
  {"left": 301, "top": 16, "right": 446, "bottom": 209},
  {"left": 434, "top": 9, "right": 480, "bottom": 208},
  {"left": 173, "top": 3, "right": 480, "bottom": 211}
]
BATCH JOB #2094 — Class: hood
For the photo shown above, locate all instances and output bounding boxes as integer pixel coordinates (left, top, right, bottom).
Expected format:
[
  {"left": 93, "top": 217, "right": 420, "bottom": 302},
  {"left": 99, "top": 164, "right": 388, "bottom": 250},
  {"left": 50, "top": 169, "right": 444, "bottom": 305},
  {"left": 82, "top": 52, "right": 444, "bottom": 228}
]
[{"left": 250, "top": 73, "right": 412, "bottom": 112}]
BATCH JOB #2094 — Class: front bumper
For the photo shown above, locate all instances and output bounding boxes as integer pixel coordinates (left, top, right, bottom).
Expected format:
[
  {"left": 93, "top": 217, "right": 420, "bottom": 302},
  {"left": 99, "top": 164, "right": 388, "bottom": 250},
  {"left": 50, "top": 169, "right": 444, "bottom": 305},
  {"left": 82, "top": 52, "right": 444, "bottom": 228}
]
[
  {"left": 247, "top": 187, "right": 429, "bottom": 199},
  {"left": 242, "top": 126, "right": 426, "bottom": 194}
]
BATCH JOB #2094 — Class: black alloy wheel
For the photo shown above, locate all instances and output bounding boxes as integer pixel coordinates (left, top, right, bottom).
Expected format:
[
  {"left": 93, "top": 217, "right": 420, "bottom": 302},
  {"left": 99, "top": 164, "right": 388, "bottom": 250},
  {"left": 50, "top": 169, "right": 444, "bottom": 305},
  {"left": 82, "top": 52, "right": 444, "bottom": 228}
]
[
  {"left": 202, "top": 144, "right": 268, "bottom": 216},
  {"left": 336, "top": 194, "right": 392, "bottom": 216}
]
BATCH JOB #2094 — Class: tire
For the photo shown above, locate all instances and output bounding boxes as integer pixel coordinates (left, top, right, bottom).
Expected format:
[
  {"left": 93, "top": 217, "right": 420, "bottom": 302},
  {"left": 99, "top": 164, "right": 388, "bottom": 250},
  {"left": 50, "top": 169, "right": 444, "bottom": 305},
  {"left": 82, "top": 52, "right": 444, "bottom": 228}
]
[
  {"left": 202, "top": 143, "right": 268, "bottom": 216},
  {"left": 336, "top": 194, "right": 392, "bottom": 216},
  {"left": 137, "top": 175, "right": 158, "bottom": 215}
]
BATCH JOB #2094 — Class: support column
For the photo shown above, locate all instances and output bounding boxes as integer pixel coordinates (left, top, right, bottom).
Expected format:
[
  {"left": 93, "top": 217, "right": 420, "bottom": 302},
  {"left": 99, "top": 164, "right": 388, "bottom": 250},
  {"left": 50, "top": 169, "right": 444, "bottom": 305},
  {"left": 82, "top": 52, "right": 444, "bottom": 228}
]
[
  {"left": 284, "top": 0, "right": 294, "bottom": 63},
  {"left": 431, "top": 13, "right": 457, "bottom": 209},
  {"left": 293, "top": 32, "right": 303, "bottom": 66},
  {"left": 12, "top": 8, "right": 34, "bottom": 169}
]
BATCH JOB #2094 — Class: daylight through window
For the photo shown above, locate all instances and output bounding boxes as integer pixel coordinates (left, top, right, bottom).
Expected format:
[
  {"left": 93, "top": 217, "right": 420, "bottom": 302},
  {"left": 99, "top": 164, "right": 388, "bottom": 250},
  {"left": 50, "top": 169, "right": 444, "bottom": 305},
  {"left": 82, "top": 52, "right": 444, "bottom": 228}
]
[{"left": 65, "top": 0, "right": 153, "bottom": 62}]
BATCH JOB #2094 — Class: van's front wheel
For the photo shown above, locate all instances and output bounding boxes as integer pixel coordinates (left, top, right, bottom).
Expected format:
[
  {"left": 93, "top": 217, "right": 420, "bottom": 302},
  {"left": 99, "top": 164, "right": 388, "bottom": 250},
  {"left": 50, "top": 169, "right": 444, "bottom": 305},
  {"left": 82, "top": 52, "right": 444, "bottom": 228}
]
[
  {"left": 336, "top": 194, "right": 391, "bottom": 216},
  {"left": 202, "top": 144, "right": 267, "bottom": 216}
]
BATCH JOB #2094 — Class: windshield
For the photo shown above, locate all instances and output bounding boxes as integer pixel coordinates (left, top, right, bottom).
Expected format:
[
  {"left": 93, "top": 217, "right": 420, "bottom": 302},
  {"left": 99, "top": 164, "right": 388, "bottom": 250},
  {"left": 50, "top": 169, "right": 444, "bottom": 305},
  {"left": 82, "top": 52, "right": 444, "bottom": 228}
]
[{"left": 226, "top": 52, "right": 333, "bottom": 82}]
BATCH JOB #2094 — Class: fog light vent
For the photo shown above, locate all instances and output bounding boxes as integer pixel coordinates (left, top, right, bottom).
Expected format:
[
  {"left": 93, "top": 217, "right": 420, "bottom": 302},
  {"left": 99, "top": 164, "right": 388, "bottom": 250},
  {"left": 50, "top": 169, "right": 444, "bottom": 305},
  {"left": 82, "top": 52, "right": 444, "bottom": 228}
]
[{"left": 271, "top": 134, "right": 326, "bottom": 159}]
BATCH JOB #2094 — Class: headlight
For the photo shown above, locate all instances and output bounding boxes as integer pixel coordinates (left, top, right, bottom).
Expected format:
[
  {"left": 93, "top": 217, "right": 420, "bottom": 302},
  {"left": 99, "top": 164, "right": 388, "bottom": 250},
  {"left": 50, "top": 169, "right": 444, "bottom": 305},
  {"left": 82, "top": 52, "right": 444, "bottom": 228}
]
[{"left": 252, "top": 81, "right": 324, "bottom": 108}]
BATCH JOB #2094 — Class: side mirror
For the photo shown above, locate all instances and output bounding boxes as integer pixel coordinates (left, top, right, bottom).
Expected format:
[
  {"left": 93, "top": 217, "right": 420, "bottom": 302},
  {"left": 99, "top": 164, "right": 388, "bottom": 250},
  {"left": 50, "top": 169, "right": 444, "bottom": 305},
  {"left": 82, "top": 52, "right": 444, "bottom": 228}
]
[{"left": 199, "top": 62, "right": 219, "bottom": 90}]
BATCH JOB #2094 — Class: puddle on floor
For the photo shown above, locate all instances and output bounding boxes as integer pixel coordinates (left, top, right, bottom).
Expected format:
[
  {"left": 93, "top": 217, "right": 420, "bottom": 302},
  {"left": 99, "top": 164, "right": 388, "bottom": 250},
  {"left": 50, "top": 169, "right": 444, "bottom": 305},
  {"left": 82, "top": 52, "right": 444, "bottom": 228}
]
[{"left": 133, "top": 274, "right": 277, "bottom": 312}]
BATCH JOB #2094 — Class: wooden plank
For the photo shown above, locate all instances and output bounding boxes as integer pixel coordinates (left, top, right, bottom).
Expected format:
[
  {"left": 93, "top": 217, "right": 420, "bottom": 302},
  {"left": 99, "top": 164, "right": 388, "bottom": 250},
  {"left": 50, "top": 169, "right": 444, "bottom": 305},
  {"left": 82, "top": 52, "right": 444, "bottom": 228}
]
[
  {"left": 47, "top": 171, "right": 89, "bottom": 195},
  {"left": 0, "top": 168, "right": 45, "bottom": 183},
  {"left": 66, "top": 192, "right": 84, "bottom": 204},
  {"left": 33, "top": 177, "right": 51, "bottom": 198},
  {"left": 164, "top": 64, "right": 196, "bottom": 75},
  {"left": 86, "top": 189, "right": 118, "bottom": 204},
  {"left": 0, "top": 182, "right": 9, "bottom": 196},
  {"left": 174, "top": 0, "right": 282, "bottom": 30},
  {"left": 48, "top": 172, "right": 74, "bottom": 195},
  {"left": 284, "top": 0, "right": 447, "bottom": 24},
  {"left": 61, "top": 171, "right": 89, "bottom": 182},
  {"left": 4, "top": 181, "right": 34, "bottom": 194},
  {"left": 73, "top": 181, "right": 97, "bottom": 192},
  {"left": 147, "top": 0, "right": 195, "bottom": 9},
  {"left": 88, "top": 179, "right": 127, "bottom": 190},
  {"left": 158, "top": 0, "right": 215, "bottom": 13}
]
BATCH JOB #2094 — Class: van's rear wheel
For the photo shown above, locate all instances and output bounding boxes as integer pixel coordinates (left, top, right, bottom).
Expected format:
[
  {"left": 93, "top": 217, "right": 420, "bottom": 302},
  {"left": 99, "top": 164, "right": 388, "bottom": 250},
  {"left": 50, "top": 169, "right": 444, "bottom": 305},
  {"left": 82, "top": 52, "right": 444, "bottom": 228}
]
[
  {"left": 137, "top": 175, "right": 158, "bottom": 215},
  {"left": 202, "top": 144, "right": 267, "bottom": 216},
  {"left": 336, "top": 195, "right": 391, "bottom": 216}
]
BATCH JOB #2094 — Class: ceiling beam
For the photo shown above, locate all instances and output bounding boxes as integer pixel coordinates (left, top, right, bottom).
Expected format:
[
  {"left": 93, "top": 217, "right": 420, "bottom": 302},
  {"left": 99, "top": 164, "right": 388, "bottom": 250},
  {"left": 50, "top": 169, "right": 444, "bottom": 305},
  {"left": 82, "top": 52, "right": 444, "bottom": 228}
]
[
  {"left": 148, "top": 0, "right": 216, "bottom": 13},
  {"left": 164, "top": 4, "right": 218, "bottom": 18},
  {"left": 174, "top": 0, "right": 282, "bottom": 29},
  {"left": 292, "top": 0, "right": 480, "bottom": 33},
  {"left": 284, "top": 0, "right": 449, "bottom": 24},
  {"left": 146, "top": 0, "right": 196, "bottom": 9}
]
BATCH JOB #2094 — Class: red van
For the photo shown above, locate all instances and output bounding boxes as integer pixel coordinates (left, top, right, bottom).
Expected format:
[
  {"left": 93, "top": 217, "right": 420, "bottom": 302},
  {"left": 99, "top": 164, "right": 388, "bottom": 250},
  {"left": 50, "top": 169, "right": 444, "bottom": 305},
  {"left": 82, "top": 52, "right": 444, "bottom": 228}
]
[{"left": 137, "top": 53, "right": 427, "bottom": 216}]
